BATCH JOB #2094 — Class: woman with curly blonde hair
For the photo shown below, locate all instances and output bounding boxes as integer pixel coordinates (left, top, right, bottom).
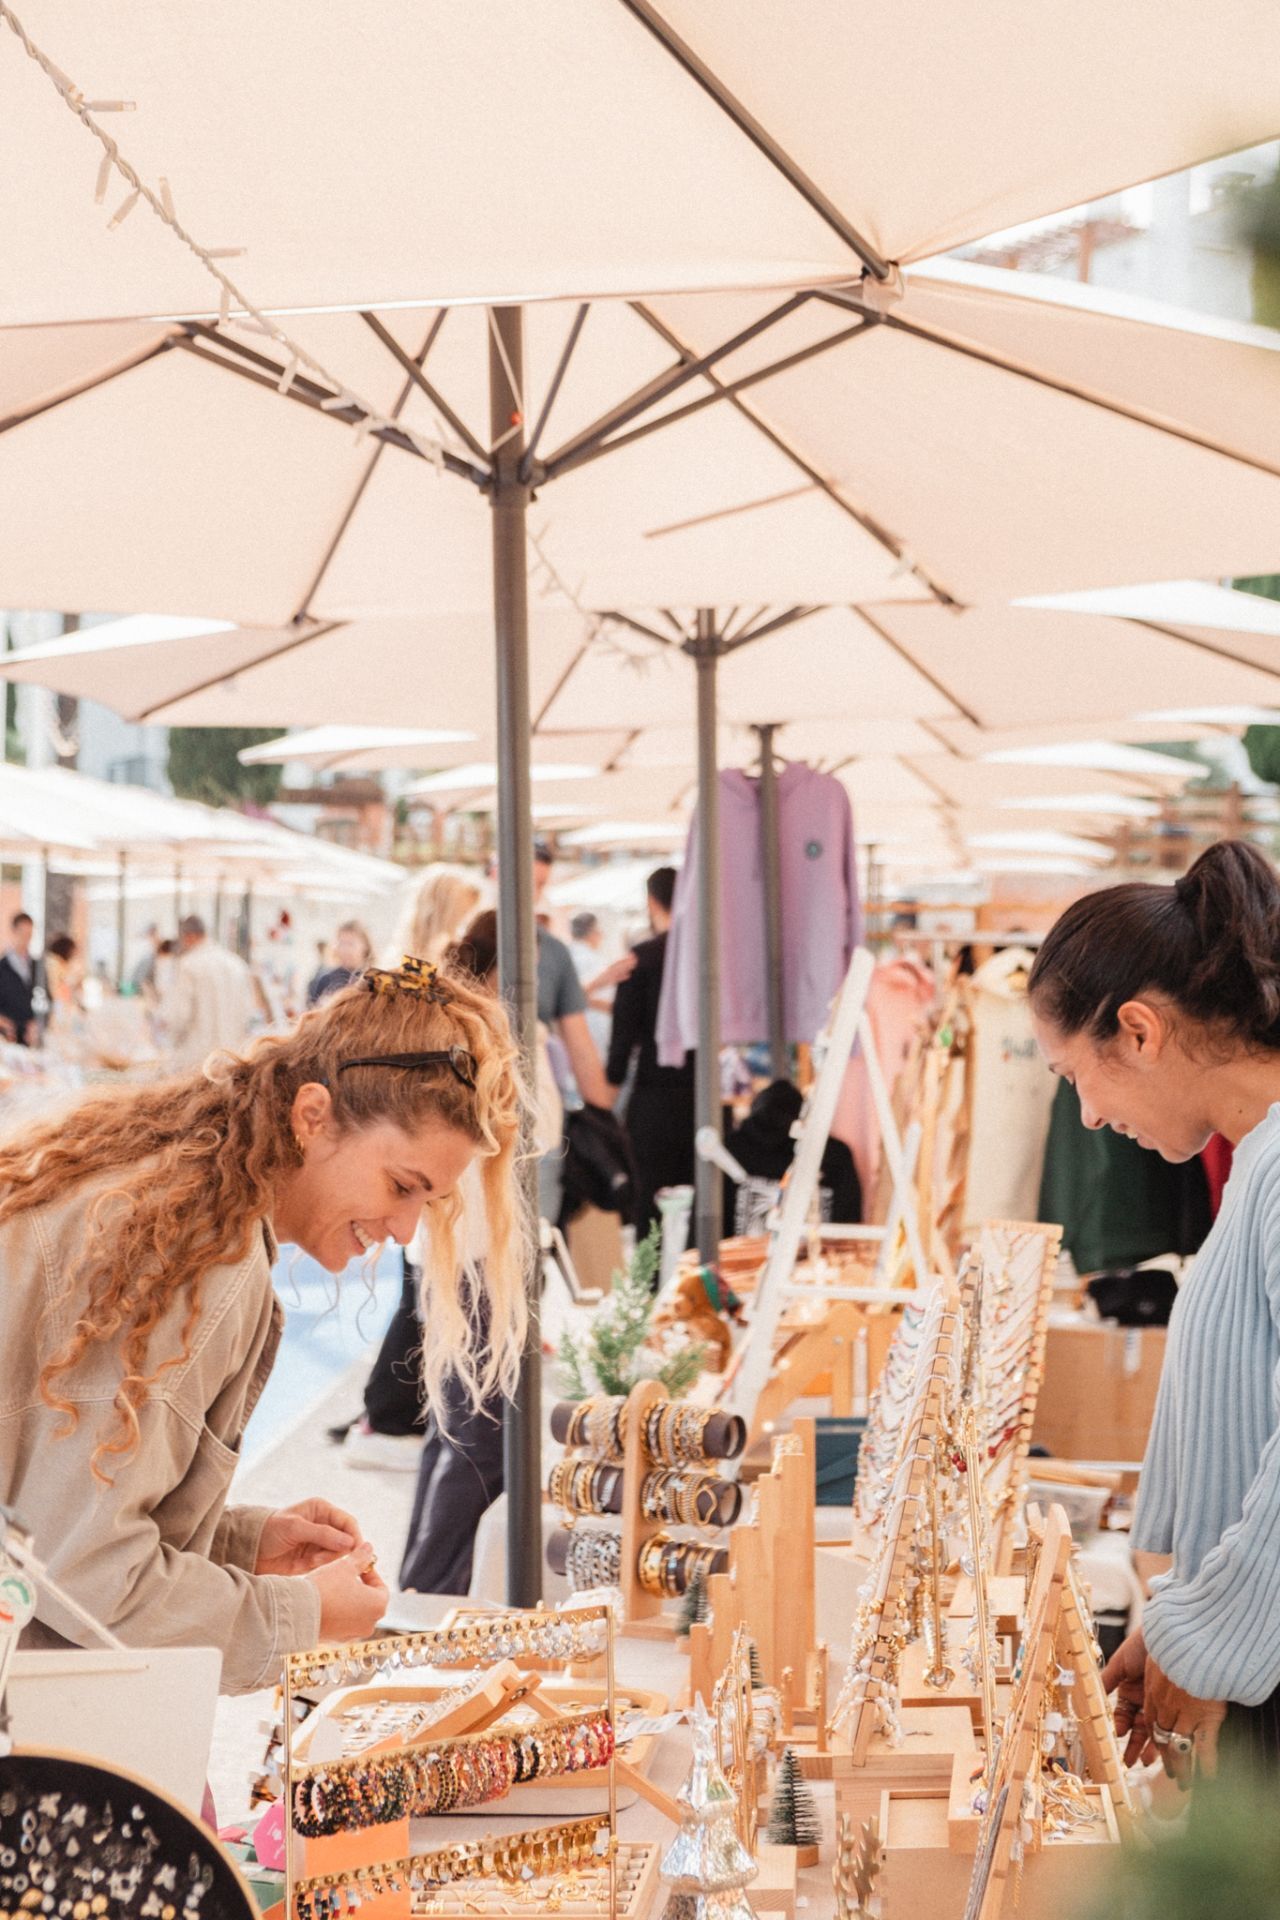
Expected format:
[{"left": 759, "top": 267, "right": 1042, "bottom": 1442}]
[{"left": 0, "top": 957, "right": 530, "bottom": 1694}]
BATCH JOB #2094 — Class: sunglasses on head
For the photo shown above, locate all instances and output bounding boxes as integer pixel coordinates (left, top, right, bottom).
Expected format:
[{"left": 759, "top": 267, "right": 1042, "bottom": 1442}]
[{"left": 337, "top": 1047, "right": 478, "bottom": 1091}]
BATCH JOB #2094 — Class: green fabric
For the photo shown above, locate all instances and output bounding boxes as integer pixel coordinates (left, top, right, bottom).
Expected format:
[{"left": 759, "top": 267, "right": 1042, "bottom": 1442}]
[{"left": 1037, "top": 1078, "right": 1211, "bottom": 1274}]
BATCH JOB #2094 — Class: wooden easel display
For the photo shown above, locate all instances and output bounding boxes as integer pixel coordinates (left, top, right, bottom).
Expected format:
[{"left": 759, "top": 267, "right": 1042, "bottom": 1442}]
[
  {"left": 280, "top": 1605, "right": 658, "bottom": 1920},
  {"left": 545, "top": 1381, "right": 745, "bottom": 1635},
  {"left": 828, "top": 1294, "right": 961, "bottom": 1765},
  {"left": 949, "top": 1507, "right": 1122, "bottom": 1920},
  {"left": 688, "top": 1421, "right": 825, "bottom": 1722},
  {"left": 1056, "top": 1556, "right": 1138, "bottom": 1837},
  {"left": 965, "top": 1221, "right": 1061, "bottom": 1575}
]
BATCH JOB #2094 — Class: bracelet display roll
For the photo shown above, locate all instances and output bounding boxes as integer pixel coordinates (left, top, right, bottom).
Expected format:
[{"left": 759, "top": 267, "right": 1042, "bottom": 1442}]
[
  {"left": 291, "top": 1708, "right": 616, "bottom": 1837},
  {"left": 635, "top": 1531, "right": 728, "bottom": 1598}
]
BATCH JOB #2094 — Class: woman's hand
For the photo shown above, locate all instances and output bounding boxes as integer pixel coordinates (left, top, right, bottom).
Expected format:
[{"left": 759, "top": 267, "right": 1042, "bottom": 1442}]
[
  {"left": 309, "top": 1542, "right": 389, "bottom": 1643},
  {"left": 1141, "top": 1653, "right": 1228, "bottom": 1786},
  {"left": 1102, "top": 1626, "right": 1150, "bottom": 1763},
  {"left": 255, "top": 1498, "right": 362, "bottom": 1576},
  {"left": 1102, "top": 1626, "right": 1228, "bottom": 1786}
]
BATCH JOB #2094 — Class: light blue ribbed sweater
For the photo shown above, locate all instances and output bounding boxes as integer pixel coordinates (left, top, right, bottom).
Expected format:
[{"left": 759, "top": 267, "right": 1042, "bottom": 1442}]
[{"left": 1133, "top": 1101, "right": 1280, "bottom": 1705}]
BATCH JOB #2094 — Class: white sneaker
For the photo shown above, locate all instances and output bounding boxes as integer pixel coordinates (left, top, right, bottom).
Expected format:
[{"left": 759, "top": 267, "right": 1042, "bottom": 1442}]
[{"left": 342, "top": 1423, "right": 423, "bottom": 1472}]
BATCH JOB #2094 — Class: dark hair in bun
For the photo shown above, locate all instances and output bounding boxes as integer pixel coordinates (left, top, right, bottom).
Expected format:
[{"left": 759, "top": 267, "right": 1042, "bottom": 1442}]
[{"left": 1028, "top": 840, "right": 1280, "bottom": 1049}]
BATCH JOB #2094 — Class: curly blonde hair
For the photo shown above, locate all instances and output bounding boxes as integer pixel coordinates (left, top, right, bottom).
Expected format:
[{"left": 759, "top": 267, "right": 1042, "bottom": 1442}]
[{"left": 0, "top": 961, "right": 530, "bottom": 1475}]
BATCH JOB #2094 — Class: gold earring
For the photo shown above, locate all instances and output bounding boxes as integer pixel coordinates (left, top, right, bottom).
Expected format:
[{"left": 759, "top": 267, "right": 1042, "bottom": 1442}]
[{"left": 293, "top": 1132, "right": 305, "bottom": 1162}]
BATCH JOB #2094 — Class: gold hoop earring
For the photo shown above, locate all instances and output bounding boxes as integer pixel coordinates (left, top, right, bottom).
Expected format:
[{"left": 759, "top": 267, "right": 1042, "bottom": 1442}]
[{"left": 293, "top": 1132, "right": 305, "bottom": 1163}]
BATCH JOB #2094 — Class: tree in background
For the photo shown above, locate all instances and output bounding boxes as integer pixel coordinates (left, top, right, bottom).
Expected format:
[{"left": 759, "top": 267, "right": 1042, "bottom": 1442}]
[{"left": 167, "top": 727, "right": 282, "bottom": 808}]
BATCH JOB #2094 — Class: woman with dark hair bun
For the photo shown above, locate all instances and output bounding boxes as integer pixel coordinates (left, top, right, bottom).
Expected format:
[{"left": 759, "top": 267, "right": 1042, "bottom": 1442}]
[{"left": 1029, "top": 839, "right": 1280, "bottom": 1782}]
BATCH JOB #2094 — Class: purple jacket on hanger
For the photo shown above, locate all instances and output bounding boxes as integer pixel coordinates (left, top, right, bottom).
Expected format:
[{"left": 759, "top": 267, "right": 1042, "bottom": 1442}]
[{"left": 656, "top": 763, "right": 862, "bottom": 1065}]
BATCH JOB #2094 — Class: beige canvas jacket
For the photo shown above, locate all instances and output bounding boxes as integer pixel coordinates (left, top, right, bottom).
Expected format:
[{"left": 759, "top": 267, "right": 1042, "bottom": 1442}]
[{"left": 1, "top": 1170, "right": 321, "bottom": 1693}]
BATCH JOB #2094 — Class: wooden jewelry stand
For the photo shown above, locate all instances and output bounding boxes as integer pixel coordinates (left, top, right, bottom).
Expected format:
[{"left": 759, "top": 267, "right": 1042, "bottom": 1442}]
[
  {"left": 969, "top": 1221, "right": 1061, "bottom": 1576},
  {"left": 711, "top": 1629, "right": 802, "bottom": 1920},
  {"left": 688, "top": 1421, "right": 825, "bottom": 1727},
  {"left": 830, "top": 1297, "right": 962, "bottom": 1767},
  {"left": 280, "top": 1605, "right": 658, "bottom": 1920},
  {"left": 946, "top": 1506, "right": 1121, "bottom": 1920},
  {"left": 746, "top": 1298, "right": 903, "bottom": 1451},
  {"left": 544, "top": 1382, "right": 743, "bottom": 1638},
  {"left": 818, "top": 1295, "right": 972, "bottom": 1818}
]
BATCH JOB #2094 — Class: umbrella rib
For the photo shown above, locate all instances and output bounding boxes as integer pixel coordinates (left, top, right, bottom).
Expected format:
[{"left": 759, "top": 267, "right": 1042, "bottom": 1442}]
[
  {"left": 540, "top": 310, "right": 877, "bottom": 483},
  {"left": 520, "top": 304, "right": 590, "bottom": 481},
  {"left": 360, "top": 310, "right": 491, "bottom": 469},
  {"left": 169, "top": 334, "right": 488, "bottom": 487},
  {"left": 292, "top": 314, "right": 447, "bottom": 622},
  {"left": 0, "top": 335, "right": 176, "bottom": 437},
  {"left": 1130, "top": 617, "right": 1280, "bottom": 685},
  {"left": 879, "top": 311, "right": 1280, "bottom": 481},
  {"left": 538, "top": 291, "right": 812, "bottom": 475},
  {"left": 723, "top": 605, "right": 767, "bottom": 644},
  {"left": 614, "top": 0, "right": 890, "bottom": 280},
  {"left": 132, "top": 619, "right": 347, "bottom": 724},
  {"left": 725, "top": 605, "right": 822, "bottom": 650},
  {"left": 914, "top": 717, "right": 965, "bottom": 759},
  {"left": 531, "top": 637, "right": 595, "bottom": 731},
  {"left": 603, "top": 729, "right": 643, "bottom": 773},
  {"left": 628, "top": 300, "right": 960, "bottom": 607},
  {"left": 851, "top": 605, "right": 982, "bottom": 728},
  {"left": 600, "top": 610, "right": 686, "bottom": 649}
]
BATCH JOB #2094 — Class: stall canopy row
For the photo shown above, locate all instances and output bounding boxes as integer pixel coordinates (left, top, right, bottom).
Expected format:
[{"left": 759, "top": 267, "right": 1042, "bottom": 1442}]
[{"left": 3, "top": 0, "right": 1280, "bottom": 1600}]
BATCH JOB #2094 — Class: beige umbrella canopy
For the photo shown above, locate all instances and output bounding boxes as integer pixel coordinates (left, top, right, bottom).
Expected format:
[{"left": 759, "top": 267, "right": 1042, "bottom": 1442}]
[
  {"left": 4, "top": 1, "right": 1279, "bottom": 326},
  {"left": 7, "top": 272, "right": 1280, "bottom": 627},
  {"left": 7, "top": 0, "right": 1280, "bottom": 1595}
]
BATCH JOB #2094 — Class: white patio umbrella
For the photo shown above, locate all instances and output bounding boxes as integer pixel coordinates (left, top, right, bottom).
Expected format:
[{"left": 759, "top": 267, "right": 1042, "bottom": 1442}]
[
  {"left": 7, "top": 0, "right": 1280, "bottom": 1601},
  {"left": 5, "top": 2, "right": 1277, "bottom": 327},
  {"left": 237, "top": 724, "right": 642, "bottom": 776}
]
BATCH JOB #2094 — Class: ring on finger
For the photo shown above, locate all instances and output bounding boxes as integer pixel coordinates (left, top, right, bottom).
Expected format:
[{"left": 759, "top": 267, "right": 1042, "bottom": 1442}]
[
  {"left": 1170, "top": 1733, "right": 1195, "bottom": 1756},
  {"left": 1151, "top": 1724, "right": 1174, "bottom": 1747}
]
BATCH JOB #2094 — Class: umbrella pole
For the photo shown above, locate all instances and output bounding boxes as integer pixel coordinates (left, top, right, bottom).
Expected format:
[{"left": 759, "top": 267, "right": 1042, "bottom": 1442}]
[
  {"left": 116, "top": 851, "right": 128, "bottom": 990},
  {"left": 691, "top": 610, "right": 724, "bottom": 1263},
  {"left": 489, "top": 303, "right": 542, "bottom": 1610},
  {"left": 753, "top": 722, "right": 787, "bottom": 1080}
]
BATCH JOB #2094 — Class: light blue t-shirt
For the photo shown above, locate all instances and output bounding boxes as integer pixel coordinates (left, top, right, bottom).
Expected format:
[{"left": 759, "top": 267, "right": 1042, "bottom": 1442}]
[{"left": 1133, "top": 1102, "right": 1280, "bottom": 1704}]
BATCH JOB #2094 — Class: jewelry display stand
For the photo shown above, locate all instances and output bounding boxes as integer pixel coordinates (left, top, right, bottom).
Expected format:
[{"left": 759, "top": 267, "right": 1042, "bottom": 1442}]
[
  {"left": 688, "top": 1422, "right": 823, "bottom": 1722},
  {"left": 746, "top": 1297, "right": 903, "bottom": 1453},
  {"left": 280, "top": 1606, "right": 656, "bottom": 1920},
  {"left": 946, "top": 1506, "right": 1122, "bottom": 1920},
  {"left": 828, "top": 1293, "right": 962, "bottom": 1766},
  {"left": 964, "top": 1222, "right": 1061, "bottom": 1576},
  {"left": 712, "top": 1628, "right": 799, "bottom": 1920},
  {"left": 545, "top": 1383, "right": 744, "bottom": 1637}
]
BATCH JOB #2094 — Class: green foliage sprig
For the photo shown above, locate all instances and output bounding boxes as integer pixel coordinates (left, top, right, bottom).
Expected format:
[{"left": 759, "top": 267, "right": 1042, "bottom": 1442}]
[{"left": 558, "top": 1226, "right": 706, "bottom": 1401}]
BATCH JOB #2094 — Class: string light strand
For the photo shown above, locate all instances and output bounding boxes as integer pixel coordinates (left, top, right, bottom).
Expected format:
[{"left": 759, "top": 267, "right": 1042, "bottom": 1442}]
[{"left": 0, "top": 2, "right": 451, "bottom": 473}]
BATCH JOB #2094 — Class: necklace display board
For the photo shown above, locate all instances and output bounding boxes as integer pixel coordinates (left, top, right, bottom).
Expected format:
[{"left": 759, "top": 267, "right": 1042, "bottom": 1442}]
[
  {"left": 828, "top": 1293, "right": 961, "bottom": 1766},
  {"left": 281, "top": 1606, "right": 647, "bottom": 1920},
  {"left": 964, "top": 1223, "right": 1061, "bottom": 1576}
]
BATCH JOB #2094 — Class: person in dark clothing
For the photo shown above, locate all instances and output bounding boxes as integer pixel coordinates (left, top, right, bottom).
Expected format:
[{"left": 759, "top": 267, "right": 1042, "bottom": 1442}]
[
  {"left": 399, "top": 1284, "right": 502, "bottom": 1595},
  {"left": 0, "top": 912, "right": 41, "bottom": 1046},
  {"left": 721, "top": 1078, "right": 861, "bottom": 1228},
  {"left": 306, "top": 920, "right": 373, "bottom": 1007},
  {"left": 607, "top": 867, "right": 696, "bottom": 1242}
]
